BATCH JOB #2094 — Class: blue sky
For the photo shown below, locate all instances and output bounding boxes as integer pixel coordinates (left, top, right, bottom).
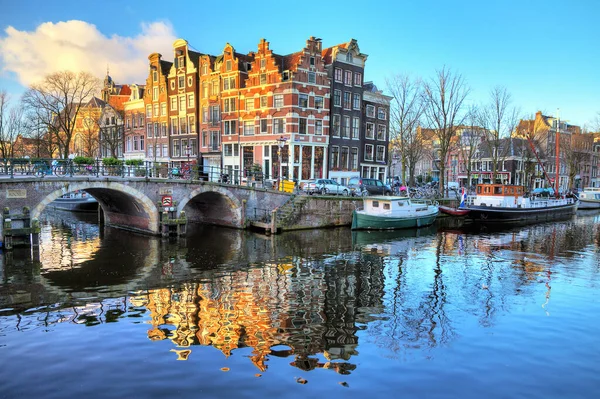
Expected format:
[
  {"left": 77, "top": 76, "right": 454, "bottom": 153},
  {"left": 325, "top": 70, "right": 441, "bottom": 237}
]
[{"left": 1, "top": 0, "right": 598, "bottom": 127}]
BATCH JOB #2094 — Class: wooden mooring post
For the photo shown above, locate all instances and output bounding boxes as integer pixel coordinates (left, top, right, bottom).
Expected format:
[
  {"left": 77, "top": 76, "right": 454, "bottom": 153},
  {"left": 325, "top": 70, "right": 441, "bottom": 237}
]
[{"left": 1, "top": 207, "right": 41, "bottom": 250}]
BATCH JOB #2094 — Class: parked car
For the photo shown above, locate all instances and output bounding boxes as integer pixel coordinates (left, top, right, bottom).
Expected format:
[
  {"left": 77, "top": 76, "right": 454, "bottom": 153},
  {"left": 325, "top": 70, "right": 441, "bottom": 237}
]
[
  {"left": 302, "top": 179, "right": 351, "bottom": 196},
  {"left": 347, "top": 177, "right": 392, "bottom": 196}
]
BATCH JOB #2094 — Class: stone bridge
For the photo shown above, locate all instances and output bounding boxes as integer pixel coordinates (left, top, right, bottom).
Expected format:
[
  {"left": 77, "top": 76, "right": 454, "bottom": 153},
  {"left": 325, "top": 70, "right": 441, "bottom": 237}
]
[{"left": 0, "top": 176, "right": 292, "bottom": 238}]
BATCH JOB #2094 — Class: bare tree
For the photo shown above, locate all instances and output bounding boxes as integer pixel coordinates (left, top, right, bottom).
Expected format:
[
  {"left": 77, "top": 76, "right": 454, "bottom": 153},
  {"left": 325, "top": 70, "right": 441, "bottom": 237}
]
[
  {"left": 457, "top": 106, "right": 484, "bottom": 189},
  {"left": 563, "top": 132, "right": 591, "bottom": 190},
  {"left": 423, "top": 67, "right": 469, "bottom": 191},
  {"left": 478, "top": 86, "right": 520, "bottom": 183},
  {"left": 0, "top": 92, "right": 27, "bottom": 159},
  {"left": 386, "top": 74, "right": 425, "bottom": 185},
  {"left": 22, "top": 71, "right": 100, "bottom": 159}
]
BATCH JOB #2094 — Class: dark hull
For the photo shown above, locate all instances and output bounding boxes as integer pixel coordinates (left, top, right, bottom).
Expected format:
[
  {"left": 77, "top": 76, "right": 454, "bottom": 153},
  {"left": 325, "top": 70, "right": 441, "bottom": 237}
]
[
  {"left": 466, "top": 203, "right": 577, "bottom": 226},
  {"left": 439, "top": 205, "right": 470, "bottom": 216},
  {"left": 50, "top": 198, "right": 98, "bottom": 213}
]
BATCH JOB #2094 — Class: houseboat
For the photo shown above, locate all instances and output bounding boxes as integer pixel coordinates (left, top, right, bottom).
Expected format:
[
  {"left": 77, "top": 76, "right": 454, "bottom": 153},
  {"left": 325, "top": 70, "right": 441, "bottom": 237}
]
[
  {"left": 464, "top": 184, "right": 578, "bottom": 225},
  {"left": 577, "top": 187, "right": 600, "bottom": 209},
  {"left": 351, "top": 196, "right": 439, "bottom": 230}
]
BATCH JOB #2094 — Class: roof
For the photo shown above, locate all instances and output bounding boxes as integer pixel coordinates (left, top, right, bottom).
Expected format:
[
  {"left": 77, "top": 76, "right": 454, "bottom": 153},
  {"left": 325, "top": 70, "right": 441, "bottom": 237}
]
[
  {"left": 321, "top": 42, "right": 349, "bottom": 64},
  {"left": 160, "top": 60, "right": 173, "bottom": 76},
  {"left": 282, "top": 51, "right": 302, "bottom": 71}
]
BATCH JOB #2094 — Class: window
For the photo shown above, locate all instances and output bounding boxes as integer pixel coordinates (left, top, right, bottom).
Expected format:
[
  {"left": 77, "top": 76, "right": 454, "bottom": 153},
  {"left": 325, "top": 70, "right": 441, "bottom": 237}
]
[
  {"left": 260, "top": 119, "right": 268, "bottom": 133},
  {"left": 161, "top": 103, "right": 166, "bottom": 116},
  {"left": 350, "top": 147, "right": 358, "bottom": 170},
  {"left": 353, "top": 93, "right": 360, "bottom": 110},
  {"left": 224, "top": 144, "right": 233, "bottom": 156},
  {"left": 366, "top": 122, "right": 375, "bottom": 139},
  {"left": 234, "top": 143, "right": 239, "bottom": 156},
  {"left": 188, "top": 93, "right": 194, "bottom": 108},
  {"left": 188, "top": 115, "right": 196, "bottom": 133},
  {"left": 188, "top": 76, "right": 193, "bottom": 87},
  {"left": 153, "top": 104, "right": 159, "bottom": 117},
  {"left": 229, "top": 76, "right": 236, "bottom": 89},
  {"left": 334, "top": 68, "right": 343, "bottom": 82},
  {"left": 140, "top": 135, "right": 144, "bottom": 151},
  {"left": 260, "top": 96, "right": 268, "bottom": 108},
  {"left": 346, "top": 52, "right": 352, "bottom": 62},
  {"left": 126, "top": 118, "right": 130, "bottom": 129},
  {"left": 147, "top": 124, "right": 152, "bottom": 138},
  {"left": 133, "top": 136, "right": 139, "bottom": 151},
  {"left": 171, "top": 117, "right": 178, "bottom": 135},
  {"left": 223, "top": 77, "right": 230, "bottom": 91},
  {"left": 153, "top": 87, "right": 158, "bottom": 101},
  {"left": 376, "top": 145, "right": 385, "bottom": 162},
  {"left": 226, "top": 60, "right": 231, "bottom": 71},
  {"left": 153, "top": 71, "right": 158, "bottom": 82},
  {"left": 190, "top": 139, "right": 197, "bottom": 156},
  {"left": 310, "top": 56, "right": 315, "bottom": 66},
  {"left": 315, "top": 96, "right": 324, "bottom": 109},
  {"left": 146, "top": 105, "right": 152, "bottom": 118},
  {"left": 211, "top": 80, "right": 219, "bottom": 95},
  {"left": 202, "top": 82, "right": 208, "bottom": 98},
  {"left": 352, "top": 117, "right": 360, "bottom": 139},
  {"left": 354, "top": 72, "right": 362, "bottom": 86},
  {"left": 365, "top": 144, "right": 374, "bottom": 161},
  {"left": 343, "top": 92, "right": 351, "bottom": 110},
  {"left": 333, "top": 90, "right": 341, "bottom": 107},
  {"left": 273, "top": 118, "right": 285, "bottom": 134},
  {"left": 366, "top": 104, "right": 375, "bottom": 118},
  {"left": 202, "top": 131, "right": 207, "bottom": 147},
  {"left": 154, "top": 123, "right": 159, "bottom": 138},
  {"left": 162, "top": 144, "right": 168, "bottom": 157},
  {"left": 179, "top": 96, "right": 186, "bottom": 112},
  {"left": 299, "top": 118, "right": 307, "bottom": 134},
  {"left": 377, "top": 125, "right": 386, "bottom": 141},
  {"left": 170, "top": 80, "right": 175, "bottom": 90},
  {"left": 344, "top": 70, "right": 352, "bottom": 86},
  {"left": 298, "top": 94, "right": 308, "bottom": 108},
  {"left": 202, "top": 107, "right": 208, "bottom": 123},
  {"left": 243, "top": 121, "right": 254, "bottom": 136},
  {"left": 245, "top": 98, "right": 254, "bottom": 111},
  {"left": 173, "top": 140, "right": 180, "bottom": 157},
  {"left": 315, "top": 120, "right": 323, "bottom": 135},
  {"left": 171, "top": 97, "right": 177, "bottom": 111},
  {"left": 330, "top": 146, "right": 339, "bottom": 169},
  {"left": 308, "top": 72, "right": 316, "bottom": 84},
  {"left": 341, "top": 147, "right": 349, "bottom": 170},
  {"left": 260, "top": 58, "right": 266, "bottom": 69},
  {"left": 282, "top": 71, "right": 289, "bottom": 81},
  {"left": 274, "top": 94, "right": 284, "bottom": 108},
  {"left": 139, "top": 115, "right": 144, "bottom": 126},
  {"left": 161, "top": 122, "right": 167, "bottom": 137},
  {"left": 342, "top": 116, "right": 350, "bottom": 138},
  {"left": 224, "top": 120, "right": 237, "bottom": 135},
  {"left": 260, "top": 73, "right": 267, "bottom": 85},
  {"left": 332, "top": 115, "right": 341, "bottom": 137},
  {"left": 178, "top": 76, "right": 184, "bottom": 88},
  {"left": 378, "top": 107, "right": 387, "bottom": 120}
]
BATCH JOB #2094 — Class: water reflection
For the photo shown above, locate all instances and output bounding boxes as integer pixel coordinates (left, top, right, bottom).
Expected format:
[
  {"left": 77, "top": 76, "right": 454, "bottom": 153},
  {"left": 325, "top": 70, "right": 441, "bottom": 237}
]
[{"left": 1, "top": 211, "right": 600, "bottom": 380}]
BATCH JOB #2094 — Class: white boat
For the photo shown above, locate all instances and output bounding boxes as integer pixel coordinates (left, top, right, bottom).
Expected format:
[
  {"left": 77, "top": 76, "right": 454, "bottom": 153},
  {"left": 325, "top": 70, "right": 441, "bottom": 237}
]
[
  {"left": 577, "top": 187, "right": 600, "bottom": 209},
  {"left": 50, "top": 191, "right": 98, "bottom": 212},
  {"left": 351, "top": 196, "right": 439, "bottom": 230}
]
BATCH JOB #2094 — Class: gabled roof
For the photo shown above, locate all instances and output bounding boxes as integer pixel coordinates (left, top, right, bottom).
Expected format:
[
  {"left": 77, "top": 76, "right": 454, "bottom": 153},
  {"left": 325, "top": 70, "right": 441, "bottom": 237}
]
[
  {"left": 160, "top": 60, "right": 172, "bottom": 76},
  {"left": 321, "top": 42, "right": 349, "bottom": 64},
  {"left": 282, "top": 51, "right": 303, "bottom": 71}
]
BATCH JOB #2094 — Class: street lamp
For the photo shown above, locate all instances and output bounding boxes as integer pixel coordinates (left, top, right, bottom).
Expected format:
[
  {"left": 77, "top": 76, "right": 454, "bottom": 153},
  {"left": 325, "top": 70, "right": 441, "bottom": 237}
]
[{"left": 277, "top": 136, "right": 287, "bottom": 190}]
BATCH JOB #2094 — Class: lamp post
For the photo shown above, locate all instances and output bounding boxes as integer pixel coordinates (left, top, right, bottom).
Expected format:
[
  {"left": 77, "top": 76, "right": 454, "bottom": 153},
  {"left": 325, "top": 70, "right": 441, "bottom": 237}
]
[{"left": 277, "top": 136, "right": 287, "bottom": 191}]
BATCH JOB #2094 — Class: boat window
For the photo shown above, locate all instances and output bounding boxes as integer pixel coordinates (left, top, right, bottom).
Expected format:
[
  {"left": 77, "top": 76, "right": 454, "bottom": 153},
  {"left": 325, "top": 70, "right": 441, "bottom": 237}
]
[
  {"left": 397, "top": 201, "right": 405, "bottom": 206},
  {"left": 477, "top": 186, "right": 482, "bottom": 194},
  {"left": 508, "top": 188, "right": 514, "bottom": 195},
  {"left": 494, "top": 187, "right": 502, "bottom": 194},
  {"left": 383, "top": 203, "right": 390, "bottom": 210},
  {"left": 372, "top": 201, "right": 379, "bottom": 207}
]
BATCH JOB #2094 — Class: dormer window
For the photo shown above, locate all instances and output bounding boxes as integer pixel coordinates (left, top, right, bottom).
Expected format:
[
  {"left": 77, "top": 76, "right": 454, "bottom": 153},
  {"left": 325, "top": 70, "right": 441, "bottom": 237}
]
[
  {"left": 346, "top": 52, "right": 352, "bottom": 62},
  {"left": 282, "top": 71, "right": 289, "bottom": 81}
]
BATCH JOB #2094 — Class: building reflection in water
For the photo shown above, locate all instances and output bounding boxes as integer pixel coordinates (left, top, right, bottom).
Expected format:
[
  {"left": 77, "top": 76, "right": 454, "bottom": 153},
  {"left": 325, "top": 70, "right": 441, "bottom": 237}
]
[{"left": 2, "top": 212, "right": 600, "bottom": 375}]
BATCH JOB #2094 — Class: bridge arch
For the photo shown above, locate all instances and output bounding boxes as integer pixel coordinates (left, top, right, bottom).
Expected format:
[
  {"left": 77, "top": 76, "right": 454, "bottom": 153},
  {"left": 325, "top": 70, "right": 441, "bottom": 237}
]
[
  {"left": 178, "top": 185, "right": 244, "bottom": 228},
  {"left": 32, "top": 182, "right": 160, "bottom": 234}
]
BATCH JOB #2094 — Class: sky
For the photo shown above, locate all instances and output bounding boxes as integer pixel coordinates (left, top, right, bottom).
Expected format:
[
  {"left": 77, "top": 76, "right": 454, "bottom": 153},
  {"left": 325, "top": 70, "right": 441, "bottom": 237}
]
[{"left": 1, "top": 0, "right": 598, "bottom": 128}]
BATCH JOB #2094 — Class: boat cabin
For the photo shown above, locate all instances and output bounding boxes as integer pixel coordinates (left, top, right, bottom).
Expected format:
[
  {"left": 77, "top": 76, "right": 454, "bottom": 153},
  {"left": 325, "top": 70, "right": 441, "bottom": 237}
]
[
  {"left": 473, "top": 184, "right": 528, "bottom": 208},
  {"left": 362, "top": 196, "right": 431, "bottom": 215},
  {"left": 579, "top": 187, "right": 600, "bottom": 201}
]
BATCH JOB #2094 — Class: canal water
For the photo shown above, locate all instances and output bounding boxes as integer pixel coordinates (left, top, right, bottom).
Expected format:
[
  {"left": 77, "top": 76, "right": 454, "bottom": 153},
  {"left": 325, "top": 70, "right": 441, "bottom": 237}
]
[{"left": 1, "top": 210, "right": 600, "bottom": 398}]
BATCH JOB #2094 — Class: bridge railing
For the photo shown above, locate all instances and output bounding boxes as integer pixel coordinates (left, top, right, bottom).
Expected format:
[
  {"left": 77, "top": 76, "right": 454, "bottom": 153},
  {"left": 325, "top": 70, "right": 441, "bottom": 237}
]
[{"left": 0, "top": 158, "right": 285, "bottom": 191}]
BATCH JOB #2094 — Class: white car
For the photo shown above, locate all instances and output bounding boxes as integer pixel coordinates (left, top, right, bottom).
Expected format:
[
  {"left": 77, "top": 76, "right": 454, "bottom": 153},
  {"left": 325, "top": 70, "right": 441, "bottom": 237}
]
[{"left": 303, "top": 179, "right": 351, "bottom": 196}]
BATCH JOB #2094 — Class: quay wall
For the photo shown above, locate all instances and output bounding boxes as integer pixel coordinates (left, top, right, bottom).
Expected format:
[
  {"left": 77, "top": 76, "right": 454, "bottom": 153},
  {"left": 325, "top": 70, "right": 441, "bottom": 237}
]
[{"left": 281, "top": 197, "right": 363, "bottom": 231}]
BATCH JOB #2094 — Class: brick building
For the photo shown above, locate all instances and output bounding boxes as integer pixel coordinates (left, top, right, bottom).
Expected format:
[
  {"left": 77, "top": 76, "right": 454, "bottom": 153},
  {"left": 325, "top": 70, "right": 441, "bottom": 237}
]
[
  {"left": 144, "top": 53, "right": 172, "bottom": 163},
  {"left": 123, "top": 84, "right": 146, "bottom": 160}
]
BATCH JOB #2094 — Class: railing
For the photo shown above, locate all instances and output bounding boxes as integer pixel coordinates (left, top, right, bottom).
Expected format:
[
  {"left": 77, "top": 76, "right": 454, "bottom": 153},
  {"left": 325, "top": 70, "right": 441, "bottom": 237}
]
[{"left": 0, "top": 158, "right": 278, "bottom": 191}]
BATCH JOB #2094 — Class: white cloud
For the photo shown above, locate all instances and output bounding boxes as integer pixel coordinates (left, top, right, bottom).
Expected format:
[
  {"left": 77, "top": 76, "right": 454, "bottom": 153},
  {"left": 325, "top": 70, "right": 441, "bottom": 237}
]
[{"left": 0, "top": 20, "right": 177, "bottom": 86}]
